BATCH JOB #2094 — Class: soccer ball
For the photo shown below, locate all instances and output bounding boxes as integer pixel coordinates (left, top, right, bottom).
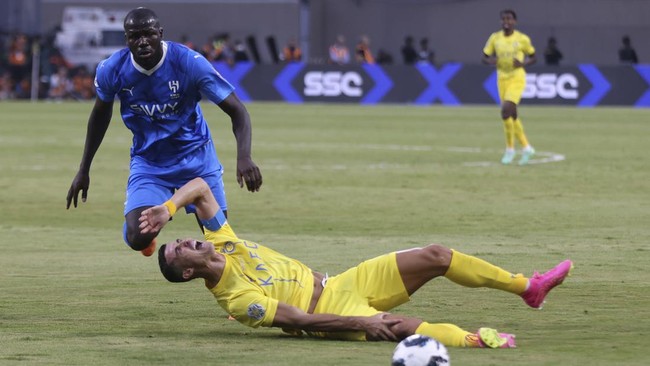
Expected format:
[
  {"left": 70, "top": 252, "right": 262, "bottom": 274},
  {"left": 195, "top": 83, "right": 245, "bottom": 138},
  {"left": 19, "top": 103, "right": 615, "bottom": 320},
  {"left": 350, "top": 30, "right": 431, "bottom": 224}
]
[{"left": 391, "top": 335, "right": 450, "bottom": 366}]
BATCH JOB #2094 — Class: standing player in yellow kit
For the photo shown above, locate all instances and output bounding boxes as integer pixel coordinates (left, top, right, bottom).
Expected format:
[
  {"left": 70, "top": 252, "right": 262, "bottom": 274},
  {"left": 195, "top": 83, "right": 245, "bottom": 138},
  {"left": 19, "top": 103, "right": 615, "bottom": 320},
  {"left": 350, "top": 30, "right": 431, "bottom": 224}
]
[{"left": 482, "top": 9, "right": 537, "bottom": 165}]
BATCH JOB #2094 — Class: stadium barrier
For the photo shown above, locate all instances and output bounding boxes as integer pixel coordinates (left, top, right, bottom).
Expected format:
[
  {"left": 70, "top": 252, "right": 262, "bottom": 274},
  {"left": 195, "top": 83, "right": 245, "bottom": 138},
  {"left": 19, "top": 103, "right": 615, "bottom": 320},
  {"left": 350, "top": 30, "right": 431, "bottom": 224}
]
[{"left": 212, "top": 62, "right": 650, "bottom": 107}]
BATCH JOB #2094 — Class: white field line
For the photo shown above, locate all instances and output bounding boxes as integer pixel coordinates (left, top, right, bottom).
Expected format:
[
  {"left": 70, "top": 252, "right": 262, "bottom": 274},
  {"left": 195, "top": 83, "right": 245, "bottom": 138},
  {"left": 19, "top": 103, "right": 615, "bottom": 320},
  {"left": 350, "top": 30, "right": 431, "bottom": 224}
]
[
  {"left": 446, "top": 146, "right": 565, "bottom": 167},
  {"left": 12, "top": 144, "right": 563, "bottom": 171}
]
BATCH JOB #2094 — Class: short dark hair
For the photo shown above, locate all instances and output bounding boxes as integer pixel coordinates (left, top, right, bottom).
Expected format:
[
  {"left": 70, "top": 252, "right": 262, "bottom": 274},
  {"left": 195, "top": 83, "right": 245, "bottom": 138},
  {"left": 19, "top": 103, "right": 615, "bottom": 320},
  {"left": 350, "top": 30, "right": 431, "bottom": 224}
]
[
  {"left": 501, "top": 9, "right": 517, "bottom": 20},
  {"left": 158, "top": 244, "right": 189, "bottom": 283},
  {"left": 124, "top": 7, "right": 160, "bottom": 29}
]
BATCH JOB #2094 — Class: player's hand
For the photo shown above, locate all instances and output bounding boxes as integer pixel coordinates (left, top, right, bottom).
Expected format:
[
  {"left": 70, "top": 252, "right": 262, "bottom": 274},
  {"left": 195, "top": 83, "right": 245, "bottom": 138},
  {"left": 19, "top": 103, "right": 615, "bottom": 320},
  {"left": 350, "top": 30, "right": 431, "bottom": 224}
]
[
  {"left": 513, "top": 58, "right": 524, "bottom": 68},
  {"left": 66, "top": 171, "right": 90, "bottom": 209},
  {"left": 139, "top": 205, "right": 171, "bottom": 234},
  {"left": 236, "top": 157, "right": 263, "bottom": 192},
  {"left": 483, "top": 56, "right": 497, "bottom": 66},
  {"left": 363, "top": 313, "right": 402, "bottom": 341}
]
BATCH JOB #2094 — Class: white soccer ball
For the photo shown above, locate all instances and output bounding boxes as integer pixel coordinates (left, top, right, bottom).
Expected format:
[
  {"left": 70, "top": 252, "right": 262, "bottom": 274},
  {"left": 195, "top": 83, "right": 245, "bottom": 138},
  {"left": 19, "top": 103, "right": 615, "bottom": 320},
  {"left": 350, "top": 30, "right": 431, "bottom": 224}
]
[{"left": 391, "top": 334, "right": 450, "bottom": 366}]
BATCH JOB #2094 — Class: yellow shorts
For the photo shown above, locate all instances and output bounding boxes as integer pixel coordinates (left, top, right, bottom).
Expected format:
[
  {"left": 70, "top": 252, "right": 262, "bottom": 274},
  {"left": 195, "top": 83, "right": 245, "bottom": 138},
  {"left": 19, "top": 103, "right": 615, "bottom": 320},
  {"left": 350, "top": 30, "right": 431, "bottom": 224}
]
[
  {"left": 498, "top": 75, "right": 526, "bottom": 105},
  {"left": 308, "top": 252, "right": 410, "bottom": 341}
]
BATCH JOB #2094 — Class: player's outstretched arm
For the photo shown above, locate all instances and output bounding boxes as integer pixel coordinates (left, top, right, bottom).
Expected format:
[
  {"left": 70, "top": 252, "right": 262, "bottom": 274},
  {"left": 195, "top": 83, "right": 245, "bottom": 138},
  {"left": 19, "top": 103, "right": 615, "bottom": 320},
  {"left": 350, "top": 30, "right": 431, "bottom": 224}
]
[
  {"left": 66, "top": 98, "right": 114, "bottom": 209},
  {"left": 271, "top": 302, "right": 402, "bottom": 341},
  {"left": 218, "top": 93, "right": 263, "bottom": 192},
  {"left": 139, "top": 178, "right": 220, "bottom": 234}
]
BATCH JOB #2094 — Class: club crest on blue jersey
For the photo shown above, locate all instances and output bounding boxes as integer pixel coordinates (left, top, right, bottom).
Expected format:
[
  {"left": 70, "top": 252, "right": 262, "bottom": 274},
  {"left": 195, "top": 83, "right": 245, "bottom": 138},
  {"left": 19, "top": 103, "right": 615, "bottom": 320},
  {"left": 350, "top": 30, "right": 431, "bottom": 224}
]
[
  {"left": 168, "top": 80, "right": 181, "bottom": 99},
  {"left": 168, "top": 80, "right": 179, "bottom": 93}
]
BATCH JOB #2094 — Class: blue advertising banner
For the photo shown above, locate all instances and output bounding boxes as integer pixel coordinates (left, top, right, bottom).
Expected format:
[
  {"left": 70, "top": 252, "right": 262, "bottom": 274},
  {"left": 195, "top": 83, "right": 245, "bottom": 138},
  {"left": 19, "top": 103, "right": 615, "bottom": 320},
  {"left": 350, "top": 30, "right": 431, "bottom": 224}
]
[{"left": 212, "top": 61, "right": 650, "bottom": 107}]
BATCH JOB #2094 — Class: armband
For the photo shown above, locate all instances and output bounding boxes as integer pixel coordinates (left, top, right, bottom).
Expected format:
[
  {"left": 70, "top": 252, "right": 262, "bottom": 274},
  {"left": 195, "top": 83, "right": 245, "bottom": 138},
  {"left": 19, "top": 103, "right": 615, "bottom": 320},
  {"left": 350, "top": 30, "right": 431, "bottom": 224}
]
[
  {"left": 200, "top": 209, "right": 228, "bottom": 231},
  {"left": 163, "top": 200, "right": 177, "bottom": 217}
]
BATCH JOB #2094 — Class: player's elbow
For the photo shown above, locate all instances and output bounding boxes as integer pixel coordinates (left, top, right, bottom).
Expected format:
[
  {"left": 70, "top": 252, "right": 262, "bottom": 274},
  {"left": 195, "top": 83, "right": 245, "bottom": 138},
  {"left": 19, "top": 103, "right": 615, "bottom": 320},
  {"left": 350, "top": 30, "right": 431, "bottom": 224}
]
[
  {"left": 286, "top": 311, "right": 313, "bottom": 329},
  {"left": 389, "top": 317, "right": 424, "bottom": 341},
  {"left": 272, "top": 311, "right": 309, "bottom": 330}
]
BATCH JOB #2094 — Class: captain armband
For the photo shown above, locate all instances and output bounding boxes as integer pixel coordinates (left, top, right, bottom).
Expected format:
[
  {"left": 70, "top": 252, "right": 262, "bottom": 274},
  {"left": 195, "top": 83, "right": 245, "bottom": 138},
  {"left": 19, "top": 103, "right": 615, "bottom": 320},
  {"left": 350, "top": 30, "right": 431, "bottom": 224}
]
[{"left": 200, "top": 209, "right": 227, "bottom": 231}]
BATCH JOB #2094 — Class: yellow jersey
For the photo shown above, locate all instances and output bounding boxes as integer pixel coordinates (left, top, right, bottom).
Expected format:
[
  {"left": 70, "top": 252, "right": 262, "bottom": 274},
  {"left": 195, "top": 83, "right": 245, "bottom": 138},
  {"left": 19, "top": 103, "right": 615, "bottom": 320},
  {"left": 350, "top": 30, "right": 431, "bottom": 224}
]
[
  {"left": 483, "top": 30, "right": 535, "bottom": 79},
  {"left": 205, "top": 225, "right": 314, "bottom": 329}
]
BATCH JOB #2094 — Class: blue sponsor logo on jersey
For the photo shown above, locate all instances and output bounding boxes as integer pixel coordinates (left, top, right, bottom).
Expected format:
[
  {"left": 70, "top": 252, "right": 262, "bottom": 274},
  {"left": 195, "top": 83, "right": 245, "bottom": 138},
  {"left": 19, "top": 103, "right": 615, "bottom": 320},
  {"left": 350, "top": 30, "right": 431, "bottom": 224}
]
[{"left": 130, "top": 102, "right": 180, "bottom": 117}]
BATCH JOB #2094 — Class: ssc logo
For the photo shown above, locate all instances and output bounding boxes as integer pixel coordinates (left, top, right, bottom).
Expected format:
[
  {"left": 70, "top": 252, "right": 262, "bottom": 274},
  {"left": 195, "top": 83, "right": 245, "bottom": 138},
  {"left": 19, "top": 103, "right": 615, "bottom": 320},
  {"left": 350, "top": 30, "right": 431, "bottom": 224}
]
[
  {"left": 523, "top": 73, "right": 579, "bottom": 99},
  {"left": 304, "top": 71, "right": 363, "bottom": 97}
]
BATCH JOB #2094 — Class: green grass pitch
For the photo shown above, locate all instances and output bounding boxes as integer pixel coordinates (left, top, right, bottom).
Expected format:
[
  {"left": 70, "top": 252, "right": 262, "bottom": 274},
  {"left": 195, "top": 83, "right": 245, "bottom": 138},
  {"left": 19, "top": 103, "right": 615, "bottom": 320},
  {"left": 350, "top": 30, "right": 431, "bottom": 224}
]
[{"left": 0, "top": 101, "right": 648, "bottom": 365}]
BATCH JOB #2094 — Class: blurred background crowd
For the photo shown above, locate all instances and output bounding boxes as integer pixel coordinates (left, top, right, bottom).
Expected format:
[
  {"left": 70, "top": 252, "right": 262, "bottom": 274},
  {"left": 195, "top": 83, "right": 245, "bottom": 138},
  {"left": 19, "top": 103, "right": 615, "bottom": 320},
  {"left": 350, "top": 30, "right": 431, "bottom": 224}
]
[{"left": 0, "top": 0, "right": 645, "bottom": 101}]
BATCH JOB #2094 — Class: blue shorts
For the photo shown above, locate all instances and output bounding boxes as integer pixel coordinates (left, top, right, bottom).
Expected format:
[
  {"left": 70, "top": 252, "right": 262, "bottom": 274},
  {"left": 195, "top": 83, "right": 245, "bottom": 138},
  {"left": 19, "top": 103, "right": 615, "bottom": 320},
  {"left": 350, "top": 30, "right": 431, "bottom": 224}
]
[{"left": 123, "top": 140, "right": 228, "bottom": 215}]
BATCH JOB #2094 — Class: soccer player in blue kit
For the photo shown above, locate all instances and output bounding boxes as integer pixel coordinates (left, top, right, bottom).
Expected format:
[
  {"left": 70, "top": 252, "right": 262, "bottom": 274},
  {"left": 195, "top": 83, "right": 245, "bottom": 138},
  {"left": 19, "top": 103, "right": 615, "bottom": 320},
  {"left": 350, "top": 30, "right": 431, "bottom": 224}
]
[{"left": 66, "top": 8, "right": 262, "bottom": 256}]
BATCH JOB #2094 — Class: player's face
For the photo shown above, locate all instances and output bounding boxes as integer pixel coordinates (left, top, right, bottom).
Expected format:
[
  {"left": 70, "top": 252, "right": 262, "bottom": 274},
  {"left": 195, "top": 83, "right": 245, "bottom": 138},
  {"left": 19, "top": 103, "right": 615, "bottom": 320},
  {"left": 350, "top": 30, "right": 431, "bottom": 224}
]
[
  {"left": 500, "top": 13, "right": 516, "bottom": 32},
  {"left": 164, "top": 238, "right": 215, "bottom": 268},
  {"left": 125, "top": 22, "right": 163, "bottom": 67}
]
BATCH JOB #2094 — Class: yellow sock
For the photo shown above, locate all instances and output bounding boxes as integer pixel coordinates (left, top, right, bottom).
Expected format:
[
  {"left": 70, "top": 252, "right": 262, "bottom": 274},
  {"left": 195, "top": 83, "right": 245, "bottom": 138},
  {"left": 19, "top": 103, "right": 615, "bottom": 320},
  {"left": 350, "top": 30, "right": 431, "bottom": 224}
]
[
  {"left": 514, "top": 118, "right": 530, "bottom": 147},
  {"left": 415, "top": 322, "right": 477, "bottom": 348},
  {"left": 502, "top": 118, "right": 515, "bottom": 148},
  {"left": 444, "top": 250, "right": 528, "bottom": 294}
]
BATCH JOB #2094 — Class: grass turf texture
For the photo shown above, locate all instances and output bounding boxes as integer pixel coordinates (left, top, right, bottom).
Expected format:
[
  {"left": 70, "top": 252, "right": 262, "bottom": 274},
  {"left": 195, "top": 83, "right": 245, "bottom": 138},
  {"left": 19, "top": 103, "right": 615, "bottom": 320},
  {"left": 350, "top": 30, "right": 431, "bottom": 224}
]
[{"left": 0, "top": 101, "right": 648, "bottom": 365}]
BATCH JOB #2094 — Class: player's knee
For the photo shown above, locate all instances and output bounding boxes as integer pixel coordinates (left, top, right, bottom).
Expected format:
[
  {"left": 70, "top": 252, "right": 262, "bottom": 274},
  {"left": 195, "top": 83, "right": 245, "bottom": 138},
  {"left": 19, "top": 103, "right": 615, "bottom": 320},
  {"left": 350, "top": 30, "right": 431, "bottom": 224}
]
[
  {"left": 501, "top": 103, "right": 516, "bottom": 119},
  {"left": 124, "top": 228, "right": 155, "bottom": 251},
  {"left": 124, "top": 207, "right": 156, "bottom": 250},
  {"left": 421, "top": 244, "right": 452, "bottom": 268},
  {"left": 501, "top": 109, "right": 514, "bottom": 120}
]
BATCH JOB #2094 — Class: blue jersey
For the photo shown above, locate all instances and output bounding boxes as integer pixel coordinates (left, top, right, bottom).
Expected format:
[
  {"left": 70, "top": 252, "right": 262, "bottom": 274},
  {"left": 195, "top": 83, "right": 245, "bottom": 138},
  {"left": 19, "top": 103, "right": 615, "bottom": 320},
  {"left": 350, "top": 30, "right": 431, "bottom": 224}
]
[{"left": 94, "top": 41, "right": 234, "bottom": 166}]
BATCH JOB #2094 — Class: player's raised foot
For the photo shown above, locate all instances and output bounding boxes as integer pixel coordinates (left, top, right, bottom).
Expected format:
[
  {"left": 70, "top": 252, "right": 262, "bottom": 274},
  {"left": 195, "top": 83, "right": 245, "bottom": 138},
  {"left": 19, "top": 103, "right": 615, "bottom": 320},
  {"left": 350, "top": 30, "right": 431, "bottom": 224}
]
[
  {"left": 501, "top": 149, "right": 516, "bottom": 165},
  {"left": 518, "top": 146, "right": 535, "bottom": 165},
  {"left": 476, "top": 328, "right": 516, "bottom": 348},
  {"left": 141, "top": 238, "right": 157, "bottom": 257},
  {"left": 521, "top": 259, "right": 573, "bottom": 309}
]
